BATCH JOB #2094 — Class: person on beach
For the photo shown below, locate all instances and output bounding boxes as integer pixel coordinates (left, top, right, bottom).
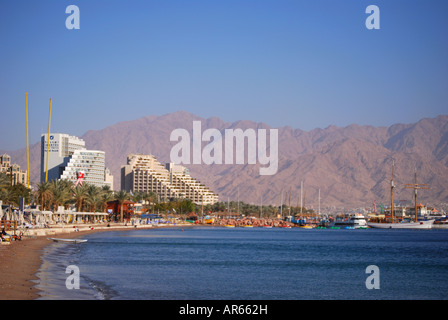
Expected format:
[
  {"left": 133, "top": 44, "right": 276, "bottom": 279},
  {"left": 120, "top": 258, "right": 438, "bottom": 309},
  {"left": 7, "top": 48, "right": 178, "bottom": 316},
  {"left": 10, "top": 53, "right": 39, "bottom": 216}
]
[{"left": 1, "top": 227, "right": 12, "bottom": 242}]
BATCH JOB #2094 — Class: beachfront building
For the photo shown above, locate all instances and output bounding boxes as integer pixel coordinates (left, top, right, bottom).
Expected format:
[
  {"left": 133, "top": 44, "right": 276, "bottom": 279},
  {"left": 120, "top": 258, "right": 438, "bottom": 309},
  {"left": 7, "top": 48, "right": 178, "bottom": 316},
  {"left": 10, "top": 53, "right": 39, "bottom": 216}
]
[
  {"left": 40, "top": 133, "right": 113, "bottom": 188},
  {"left": 0, "top": 154, "right": 27, "bottom": 186},
  {"left": 121, "top": 154, "right": 219, "bottom": 205}
]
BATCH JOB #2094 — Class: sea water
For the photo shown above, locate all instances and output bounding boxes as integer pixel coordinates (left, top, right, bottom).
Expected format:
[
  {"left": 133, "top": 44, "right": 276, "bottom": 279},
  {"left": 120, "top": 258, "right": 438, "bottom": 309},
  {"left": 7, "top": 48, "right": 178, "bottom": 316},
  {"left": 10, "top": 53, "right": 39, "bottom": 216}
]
[{"left": 35, "top": 227, "right": 448, "bottom": 300}]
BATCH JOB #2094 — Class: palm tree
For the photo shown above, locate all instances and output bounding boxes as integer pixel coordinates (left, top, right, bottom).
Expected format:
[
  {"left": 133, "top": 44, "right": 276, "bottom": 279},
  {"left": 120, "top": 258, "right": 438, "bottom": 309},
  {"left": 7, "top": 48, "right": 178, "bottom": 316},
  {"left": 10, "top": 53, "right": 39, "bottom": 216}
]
[
  {"left": 50, "top": 179, "right": 71, "bottom": 212},
  {"left": 35, "top": 181, "right": 53, "bottom": 211},
  {"left": 0, "top": 172, "right": 10, "bottom": 191},
  {"left": 131, "top": 191, "right": 143, "bottom": 204},
  {"left": 85, "top": 184, "right": 101, "bottom": 212},
  {"left": 0, "top": 186, "right": 15, "bottom": 206},
  {"left": 99, "top": 189, "right": 115, "bottom": 213},
  {"left": 114, "top": 190, "right": 130, "bottom": 223},
  {"left": 72, "top": 183, "right": 88, "bottom": 212},
  {"left": 142, "top": 192, "right": 156, "bottom": 214}
]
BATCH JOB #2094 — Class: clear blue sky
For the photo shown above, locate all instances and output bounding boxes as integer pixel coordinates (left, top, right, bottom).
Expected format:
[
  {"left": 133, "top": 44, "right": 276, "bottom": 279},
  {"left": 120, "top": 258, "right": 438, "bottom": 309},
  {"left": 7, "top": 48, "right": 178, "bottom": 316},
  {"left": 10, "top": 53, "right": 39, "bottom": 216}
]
[{"left": 1, "top": 0, "right": 447, "bottom": 150}]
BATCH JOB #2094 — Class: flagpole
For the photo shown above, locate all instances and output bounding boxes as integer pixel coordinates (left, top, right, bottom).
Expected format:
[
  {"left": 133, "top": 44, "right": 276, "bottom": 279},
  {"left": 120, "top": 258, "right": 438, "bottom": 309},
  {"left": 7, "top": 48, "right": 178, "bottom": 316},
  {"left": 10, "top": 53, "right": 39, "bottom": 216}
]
[
  {"left": 26, "top": 92, "right": 30, "bottom": 189},
  {"left": 45, "top": 98, "right": 52, "bottom": 182}
]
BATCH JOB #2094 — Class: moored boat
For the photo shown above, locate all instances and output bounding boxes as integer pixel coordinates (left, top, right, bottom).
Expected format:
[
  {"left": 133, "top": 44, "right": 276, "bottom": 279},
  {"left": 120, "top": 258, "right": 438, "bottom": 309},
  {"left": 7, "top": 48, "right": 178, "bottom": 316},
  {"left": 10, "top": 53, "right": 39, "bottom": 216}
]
[
  {"left": 48, "top": 238, "right": 88, "bottom": 243},
  {"left": 203, "top": 215, "right": 214, "bottom": 224},
  {"left": 367, "top": 162, "right": 434, "bottom": 230},
  {"left": 332, "top": 214, "right": 368, "bottom": 229},
  {"left": 367, "top": 219, "right": 434, "bottom": 229}
]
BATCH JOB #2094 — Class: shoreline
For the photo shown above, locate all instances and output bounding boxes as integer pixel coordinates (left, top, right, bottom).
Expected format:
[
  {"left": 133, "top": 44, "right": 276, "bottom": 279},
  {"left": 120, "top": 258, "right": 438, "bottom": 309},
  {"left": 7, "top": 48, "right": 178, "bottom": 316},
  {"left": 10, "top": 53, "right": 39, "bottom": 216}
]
[{"left": 0, "top": 223, "right": 187, "bottom": 300}]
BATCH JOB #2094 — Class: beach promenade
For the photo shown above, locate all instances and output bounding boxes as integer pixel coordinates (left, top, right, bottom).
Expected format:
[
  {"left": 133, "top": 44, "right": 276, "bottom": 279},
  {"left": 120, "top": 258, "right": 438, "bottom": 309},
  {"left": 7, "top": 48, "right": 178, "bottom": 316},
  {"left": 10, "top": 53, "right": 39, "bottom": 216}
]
[{"left": 0, "top": 222, "right": 184, "bottom": 300}]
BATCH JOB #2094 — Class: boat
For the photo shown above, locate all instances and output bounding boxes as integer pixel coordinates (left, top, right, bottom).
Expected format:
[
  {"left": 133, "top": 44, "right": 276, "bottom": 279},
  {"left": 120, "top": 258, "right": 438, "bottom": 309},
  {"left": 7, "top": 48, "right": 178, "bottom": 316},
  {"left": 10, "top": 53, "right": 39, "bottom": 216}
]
[
  {"left": 333, "top": 214, "right": 369, "bottom": 229},
  {"left": 367, "top": 219, "right": 434, "bottom": 229},
  {"left": 434, "top": 219, "right": 448, "bottom": 229},
  {"left": 367, "top": 161, "right": 434, "bottom": 230},
  {"left": 203, "top": 215, "right": 214, "bottom": 224},
  {"left": 48, "top": 238, "right": 88, "bottom": 243},
  {"left": 224, "top": 224, "right": 235, "bottom": 228}
]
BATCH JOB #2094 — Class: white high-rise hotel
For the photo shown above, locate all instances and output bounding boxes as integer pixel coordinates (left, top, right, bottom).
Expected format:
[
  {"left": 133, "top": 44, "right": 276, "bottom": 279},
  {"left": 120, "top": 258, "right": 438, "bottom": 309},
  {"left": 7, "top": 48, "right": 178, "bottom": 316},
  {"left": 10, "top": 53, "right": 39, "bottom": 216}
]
[
  {"left": 40, "top": 133, "right": 113, "bottom": 188},
  {"left": 121, "top": 154, "right": 218, "bottom": 205}
]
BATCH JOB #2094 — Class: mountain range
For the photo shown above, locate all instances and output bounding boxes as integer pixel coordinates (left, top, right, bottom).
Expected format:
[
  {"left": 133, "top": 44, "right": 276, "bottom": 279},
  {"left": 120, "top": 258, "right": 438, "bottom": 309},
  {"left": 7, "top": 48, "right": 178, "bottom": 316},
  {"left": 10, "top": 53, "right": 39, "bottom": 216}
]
[{"left": 5, "top": 111, "right": 448, "bottom": 210}]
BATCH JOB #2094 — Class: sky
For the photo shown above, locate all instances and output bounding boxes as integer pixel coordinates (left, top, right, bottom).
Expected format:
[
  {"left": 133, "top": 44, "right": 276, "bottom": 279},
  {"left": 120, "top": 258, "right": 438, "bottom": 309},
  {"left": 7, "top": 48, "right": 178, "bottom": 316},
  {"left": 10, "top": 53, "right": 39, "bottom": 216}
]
[{"left": 1, "top": 0, "right": 447, "bottom": 151}]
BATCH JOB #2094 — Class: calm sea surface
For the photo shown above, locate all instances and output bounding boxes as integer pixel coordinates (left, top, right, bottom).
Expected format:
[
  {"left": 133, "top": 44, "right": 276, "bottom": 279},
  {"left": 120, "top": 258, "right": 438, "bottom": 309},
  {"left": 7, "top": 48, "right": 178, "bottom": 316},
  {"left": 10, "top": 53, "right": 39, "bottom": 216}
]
[{"left": 35, "top": 226, "right": 448, "bottom": 300}]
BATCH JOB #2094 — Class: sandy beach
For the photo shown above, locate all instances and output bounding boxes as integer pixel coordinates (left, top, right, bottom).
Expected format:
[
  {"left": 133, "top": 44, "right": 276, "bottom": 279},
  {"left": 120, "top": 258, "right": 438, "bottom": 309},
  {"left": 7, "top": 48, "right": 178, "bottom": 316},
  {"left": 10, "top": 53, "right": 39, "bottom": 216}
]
[{"left": 0, "top": 223, "right": 176, "bottom": 300}]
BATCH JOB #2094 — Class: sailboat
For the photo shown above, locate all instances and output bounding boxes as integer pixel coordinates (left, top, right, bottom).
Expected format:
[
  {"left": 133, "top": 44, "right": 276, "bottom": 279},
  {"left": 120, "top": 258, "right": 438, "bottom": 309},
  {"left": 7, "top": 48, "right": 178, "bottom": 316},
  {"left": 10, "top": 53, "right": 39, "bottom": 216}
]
[{"left": 367, "top": 162, "right": 434, "bottom": 229}]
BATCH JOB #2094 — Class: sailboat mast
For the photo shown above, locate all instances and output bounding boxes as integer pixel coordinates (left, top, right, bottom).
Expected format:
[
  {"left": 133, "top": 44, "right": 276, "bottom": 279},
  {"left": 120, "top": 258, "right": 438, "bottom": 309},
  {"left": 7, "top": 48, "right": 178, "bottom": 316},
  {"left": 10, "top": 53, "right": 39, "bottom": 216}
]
[
  {"left": 318, "top": 188, "right": 320, "bottom": 215},
  {"left": 414, "top": 169, "right": 418, "bottom": 223},
  {"left": 237, "top": 187, "right": 239, "bottom": 216},
  {"left": 288, "top": 186, "right": 291, "bottom": 216},
  {"left": 391, "top": 160, "right": 395, "bottom": 223},
  {"left": 405, "top": 167, "right": 429, "bottom": 223},
  {"left": 300, "top": 180, "right": 303, "bottom": 214},
  {"left": 280, "top": 190, "right": 283, "bottom": 218}
]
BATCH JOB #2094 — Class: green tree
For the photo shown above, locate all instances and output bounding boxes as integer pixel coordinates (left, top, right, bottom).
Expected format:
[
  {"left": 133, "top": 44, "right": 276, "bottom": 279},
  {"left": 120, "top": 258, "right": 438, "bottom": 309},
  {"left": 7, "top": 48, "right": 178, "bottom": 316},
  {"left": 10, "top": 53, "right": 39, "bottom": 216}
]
[
  {"left": 180, "top": 199, "right": 195, "bottom": 213},
  {"left": 35, "top": 181, "right": 53, "bottom": 211},
  {"left": 85, "top": 184, "right": 101, "bottom": 212},
  {"left": 9, "top": 183, "right": 31, "bottom": 206},
  {"left": 49, "top": 179, "right": 71, "bottom": 212},
  {"left": 99, "top": 186, "right": 115, "bottom": 213},
  {"left": 114, "top": 190, "right": 130, "bottom": 222},
  {"left": 143, "top": 192, "right": 157, "bottom": 213},
  {"left": 72, "top": 183, "right": 88, "bottom": 212}
]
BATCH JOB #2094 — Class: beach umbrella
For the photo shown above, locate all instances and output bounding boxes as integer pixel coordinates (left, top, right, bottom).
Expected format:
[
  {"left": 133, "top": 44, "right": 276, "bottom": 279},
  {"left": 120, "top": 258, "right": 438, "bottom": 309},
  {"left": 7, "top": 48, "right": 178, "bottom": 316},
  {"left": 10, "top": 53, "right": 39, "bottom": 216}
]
[{"left": 18, "top": 211, "right": 24, "bottom": 226}]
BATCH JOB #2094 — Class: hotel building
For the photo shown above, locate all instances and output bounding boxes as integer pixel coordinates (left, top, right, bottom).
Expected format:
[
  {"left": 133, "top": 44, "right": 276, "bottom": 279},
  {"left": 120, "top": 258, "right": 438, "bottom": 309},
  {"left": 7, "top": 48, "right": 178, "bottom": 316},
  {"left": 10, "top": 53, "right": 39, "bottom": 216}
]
[
  {"left": 40, "top": 133, "right": 113, "bottom": 188},
  {"left": 0, "top": 154, "right": 27, "bottom": 186},
  {"left": 121, "top": 154, "right": 218, "bottom": 205}
]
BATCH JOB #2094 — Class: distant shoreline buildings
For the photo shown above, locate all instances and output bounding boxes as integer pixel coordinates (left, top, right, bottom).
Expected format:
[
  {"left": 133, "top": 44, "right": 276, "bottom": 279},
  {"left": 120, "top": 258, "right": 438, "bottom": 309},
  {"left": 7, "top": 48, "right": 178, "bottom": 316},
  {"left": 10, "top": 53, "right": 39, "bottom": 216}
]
[
  {"left": 40, "top": 133, "right": 113, "bottom": 188},
  {"left": 121, "top": 153, "right": 218, "bottom": 205}
]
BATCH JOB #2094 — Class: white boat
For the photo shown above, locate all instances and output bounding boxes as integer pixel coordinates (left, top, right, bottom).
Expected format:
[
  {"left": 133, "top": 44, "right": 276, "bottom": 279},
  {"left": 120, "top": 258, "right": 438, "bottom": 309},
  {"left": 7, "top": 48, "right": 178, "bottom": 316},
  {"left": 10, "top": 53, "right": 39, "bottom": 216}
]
[
  {"left": 48, "top": 238, "right": 88, "bottom": 243},
  {"left": 368, "top": 163, "right": 434, "bottom": 230},
  {"left": 333, "top": 214, "right": 369, "bottom": 229},
  {"left": 433, "top": 219, "right": 448, "bottom": 229},
  {"left": 367, "top": 219, "right": 434, "bottom": 229}
]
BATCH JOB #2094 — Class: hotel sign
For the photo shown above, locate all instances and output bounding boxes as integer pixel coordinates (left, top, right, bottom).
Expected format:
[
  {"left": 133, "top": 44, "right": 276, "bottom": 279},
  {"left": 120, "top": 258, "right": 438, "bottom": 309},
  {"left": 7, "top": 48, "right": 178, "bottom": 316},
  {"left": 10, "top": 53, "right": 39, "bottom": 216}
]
[{"left": 43, "top": 135, "right": 59, "bottom": 153}]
